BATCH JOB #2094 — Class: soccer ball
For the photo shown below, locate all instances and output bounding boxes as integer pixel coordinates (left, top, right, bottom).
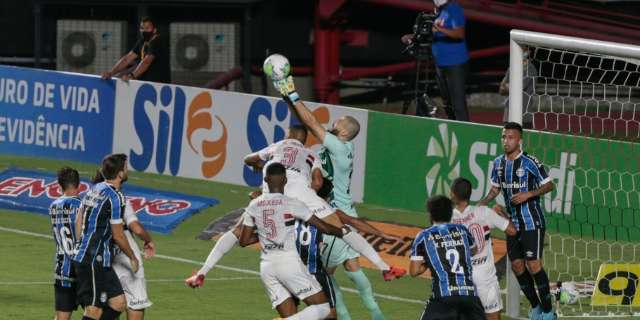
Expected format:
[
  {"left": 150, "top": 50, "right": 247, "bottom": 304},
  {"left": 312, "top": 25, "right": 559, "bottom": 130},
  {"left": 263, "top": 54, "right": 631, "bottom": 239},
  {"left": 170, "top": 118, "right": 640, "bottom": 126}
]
[
  {"left": 263, "top": 54, "right": 291, "bottom": 81},
  {"left": 559, "top": 282, "right": 579, "bottom": 305}
]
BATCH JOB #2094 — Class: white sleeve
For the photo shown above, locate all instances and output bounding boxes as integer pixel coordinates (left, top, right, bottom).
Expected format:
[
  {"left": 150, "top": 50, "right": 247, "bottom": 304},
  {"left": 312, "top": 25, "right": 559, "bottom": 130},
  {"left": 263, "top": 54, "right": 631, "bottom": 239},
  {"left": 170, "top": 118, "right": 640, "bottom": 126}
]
[
  {"left": 291, "top": 200, "right": 313, "bottom": 222},
  {"left": 311, "top": 151, "right": 322, "bottom": 170},
  {"left": 123, "top": 202, "right": 138, "bottom": 226},
  {"left": 257, "top": 143, "right": 278, "bottom": 161},
  {"left": 484, "top": 206, "right": 510, "bottom": 231},
  {"left": 242, "top": 209, "right": 255, "bottom": 227}
]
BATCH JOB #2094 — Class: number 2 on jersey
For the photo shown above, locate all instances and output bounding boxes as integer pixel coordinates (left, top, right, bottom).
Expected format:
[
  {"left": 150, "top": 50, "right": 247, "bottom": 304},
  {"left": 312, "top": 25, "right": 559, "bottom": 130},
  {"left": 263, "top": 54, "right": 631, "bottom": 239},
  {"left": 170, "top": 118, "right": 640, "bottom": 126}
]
[{"left": 446, "top": 248, "right": 464, "bottom": 274}]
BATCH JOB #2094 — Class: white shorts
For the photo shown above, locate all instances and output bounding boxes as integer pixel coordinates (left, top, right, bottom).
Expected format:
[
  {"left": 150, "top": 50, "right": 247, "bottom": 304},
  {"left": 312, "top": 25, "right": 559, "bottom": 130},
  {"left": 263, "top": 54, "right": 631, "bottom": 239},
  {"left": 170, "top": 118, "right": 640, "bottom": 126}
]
[
  {"left": 112, "top": 233, "right": 152, "bottom": 310},
  {"left": 260, "top": 255, "right": 323, "bottom": 308},
  {"left": 286, "top": 187, "right": 335, "bottom": 219},
  {"left": 473, "top": 264, "right": 502, "bottom": 314}
]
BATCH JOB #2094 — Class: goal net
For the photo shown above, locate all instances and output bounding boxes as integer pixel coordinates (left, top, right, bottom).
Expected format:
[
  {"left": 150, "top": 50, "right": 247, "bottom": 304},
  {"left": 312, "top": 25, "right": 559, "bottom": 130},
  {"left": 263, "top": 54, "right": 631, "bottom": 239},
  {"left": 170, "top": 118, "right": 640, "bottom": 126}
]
[{"left": 507, "top": 30, "right": 640, "bottom": 318}]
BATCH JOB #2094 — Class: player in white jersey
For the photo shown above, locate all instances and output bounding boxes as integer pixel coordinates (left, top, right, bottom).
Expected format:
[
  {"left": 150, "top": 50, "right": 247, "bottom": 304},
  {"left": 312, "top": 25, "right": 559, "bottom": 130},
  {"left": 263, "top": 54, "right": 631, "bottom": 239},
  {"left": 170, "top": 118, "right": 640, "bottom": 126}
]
[
  {"left": 450, "top": 177, "right": 517, "bottom": 320},
  {"left": 239, "top": 162, "right": 351, "bottom": 320},
  {"left": 112, "top": 202, "right": 156, "bottom": 320}
]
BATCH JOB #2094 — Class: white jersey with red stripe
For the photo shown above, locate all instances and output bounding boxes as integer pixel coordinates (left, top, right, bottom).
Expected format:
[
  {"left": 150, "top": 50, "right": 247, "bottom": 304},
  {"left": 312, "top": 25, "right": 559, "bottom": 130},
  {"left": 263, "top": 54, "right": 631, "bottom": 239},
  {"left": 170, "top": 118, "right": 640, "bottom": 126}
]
[
  {"left": 451, "top": 205, "right": 510, "bottom": 269},
  {"left": 257, "top": 139, "right": 321, "bottom": 194},
  {"left": 243, "top": 193, "right": 313, "bottom": 260}
]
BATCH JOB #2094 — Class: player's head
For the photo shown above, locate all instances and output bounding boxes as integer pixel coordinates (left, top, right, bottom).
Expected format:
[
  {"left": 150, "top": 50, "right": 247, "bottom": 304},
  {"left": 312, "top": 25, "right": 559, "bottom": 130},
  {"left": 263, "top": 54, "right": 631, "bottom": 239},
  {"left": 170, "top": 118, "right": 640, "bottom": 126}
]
[
  {"left": 331, "top": 116, "right": 360, "bottom": 141},
  {"left": 139, "top": 16, "right": 157, "bottom": 40},
  {"left": 450, "top": 177, "right": 472, "bottom": 204},
  {"left": 264, "top": 162, "right": 287, "bottom": 193},
  {"left": 502, "top": 122, "right": 523, "bottom": 155},
  {"left": 427, "top": 195, "right": 453, "bottom": 224},
  {"left": 57, "top": 166, "right": 80, "bottom": 195},
  {"left": 288, "top": 124, "right": 308, "bottom": 144},
  {"left": 93, "top": 153, "right": 128, "bottom": 185}
]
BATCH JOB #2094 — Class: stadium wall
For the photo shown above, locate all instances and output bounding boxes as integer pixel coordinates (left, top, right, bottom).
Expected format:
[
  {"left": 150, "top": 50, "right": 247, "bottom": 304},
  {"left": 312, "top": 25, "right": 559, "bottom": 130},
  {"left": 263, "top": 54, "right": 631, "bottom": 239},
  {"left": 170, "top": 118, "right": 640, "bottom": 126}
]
[
  {"left": 1, "top": 65, "right": 638, "bottom": 241},
  {"left": 363, "top": 111, "right": 640, "bottom": 242}
]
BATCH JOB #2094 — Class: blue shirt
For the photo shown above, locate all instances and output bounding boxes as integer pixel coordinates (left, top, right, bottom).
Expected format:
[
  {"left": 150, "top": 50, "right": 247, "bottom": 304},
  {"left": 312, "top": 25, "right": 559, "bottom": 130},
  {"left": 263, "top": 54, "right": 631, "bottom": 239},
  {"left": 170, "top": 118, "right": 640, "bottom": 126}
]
[
  {"left": 73, "top": 182, "right": 125, "bottom": 268},
  {"left": 431, "top": 3, "right": 469, "bottom": 67},
  {"left": 411, "top": 223, "right": 476, "bottom": 299},
  {"left": 490, "top": 151, "right": 551, "bottom": 231},
  {"left": 295, "top": 220, "right": 322, "bottom": 274},
  {"left": 49, "top": 195, "right": 81, "bottom": 287}
]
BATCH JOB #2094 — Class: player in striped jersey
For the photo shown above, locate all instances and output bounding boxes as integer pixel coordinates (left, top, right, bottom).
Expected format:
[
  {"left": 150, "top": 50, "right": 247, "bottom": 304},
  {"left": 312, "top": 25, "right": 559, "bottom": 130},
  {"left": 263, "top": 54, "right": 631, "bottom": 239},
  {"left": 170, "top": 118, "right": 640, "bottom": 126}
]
[
  {"left": 50, "top": 167, "right": 82, "bottom": 320},
  {"left": 73, "top": 154, "right": 139, "bottom": 320},
  {"left": 450, "top": 177, "right": 516, "bottom": 320},
  {"left": 410, "top": 195, "right": 485, "bottom": 320},
  {"left": 479, "top": 122, "right": 556, "bottom": 320}
]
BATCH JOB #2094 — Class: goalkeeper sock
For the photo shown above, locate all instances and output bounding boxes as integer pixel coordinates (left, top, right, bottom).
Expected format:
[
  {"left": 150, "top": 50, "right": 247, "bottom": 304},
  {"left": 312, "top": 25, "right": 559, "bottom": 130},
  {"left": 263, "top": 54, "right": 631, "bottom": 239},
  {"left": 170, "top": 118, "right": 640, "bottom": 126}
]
[
  {"left": 287, "top": 302, "right": 330, "bottom": 320},
  {"left": 516, "top": 271, "right": 541, "bottom": 309},
  {"left": 345, "top": 270, "right": 385, "bottom": 320},
  {"left": 199, "top": 231, "right": 238, "bottom": 275},
  {"left": 331, "top": 276, "right": 351, "bottom": 320},
  {"left": 533, "top": 269, "right": 553, "bottom": 313},
  {"left": 342, "top": 230, "right": 390, "bottom": 271},
  {"left": 99, "top": 306, "right": 121, "bottom": 320}
]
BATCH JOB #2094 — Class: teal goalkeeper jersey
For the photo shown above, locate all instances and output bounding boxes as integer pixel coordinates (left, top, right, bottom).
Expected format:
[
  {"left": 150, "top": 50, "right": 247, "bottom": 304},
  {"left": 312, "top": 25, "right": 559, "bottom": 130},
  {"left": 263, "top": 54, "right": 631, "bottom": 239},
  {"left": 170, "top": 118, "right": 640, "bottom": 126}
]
[{"left": 320, "top": 133, "right": 355, "bottom": 215}]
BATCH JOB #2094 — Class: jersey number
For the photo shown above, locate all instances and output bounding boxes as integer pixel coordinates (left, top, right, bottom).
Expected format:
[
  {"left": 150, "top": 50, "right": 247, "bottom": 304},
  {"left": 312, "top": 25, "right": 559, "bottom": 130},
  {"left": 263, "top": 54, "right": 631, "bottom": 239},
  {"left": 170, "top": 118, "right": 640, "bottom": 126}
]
[
  {"left": 296, "top": 222, "right": 313, "bottom": 246},
  {"left": 446, "top": 248, "right": 465, "bottom": 274},
  {"left": 469, "top": 224, "right": 485, "bottom": 253},
  {"left": 54, "top": 226, "right": 74, "bottom": 256},
  {"left": 282, "top": 147, "right": 299, "bottom": 166},
  {"left": 263, "top": 209, "right": 277, "bottom": 240}
]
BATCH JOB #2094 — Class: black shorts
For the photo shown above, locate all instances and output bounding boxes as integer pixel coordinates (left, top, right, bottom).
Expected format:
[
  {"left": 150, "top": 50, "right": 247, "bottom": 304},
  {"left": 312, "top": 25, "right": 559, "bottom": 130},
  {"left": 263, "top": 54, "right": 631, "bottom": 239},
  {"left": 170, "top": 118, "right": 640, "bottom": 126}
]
[
  {"left": 420, "top": 296, "right": 485, "bottom": 320},
  {"left": 507, "top": 228, "right": 545, "bottom": 261},
  {"left": 54, "top": 283, "right": 79, "bottom": 312},
  {"left": 292, "top": 266, "right": 336, "bottom": 308},
  {"left": 73, "top": 262, "right": 124, "bottom": 308}
]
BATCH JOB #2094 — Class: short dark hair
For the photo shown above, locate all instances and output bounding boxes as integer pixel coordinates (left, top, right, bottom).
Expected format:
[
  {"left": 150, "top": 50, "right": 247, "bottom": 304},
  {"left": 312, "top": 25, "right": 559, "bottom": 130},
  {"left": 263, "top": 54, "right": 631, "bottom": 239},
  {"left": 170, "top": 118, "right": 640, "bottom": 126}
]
[
  {"left": 451, "top": 177, "right": 472, "bottom": 201},
  {"left": 93, "top": 153, "right": 127, "bottom": 184},
  {"left": 57, "top": 167, "right": 80, "bottom": 191},
  {"left": 266, "top": 162, "right": 286, "bottom": 176},
  {"left": 289, "top": 124, "right": 308, "bottom": 141},
  {"left": 503, "top": 122, "right": 523, "bottom": 135},
  {"left": 140, "top": 16, "right": 156, "bottom": 27},
  {"left": 427, "top": 195, "right": 453, "bottom": 223}
]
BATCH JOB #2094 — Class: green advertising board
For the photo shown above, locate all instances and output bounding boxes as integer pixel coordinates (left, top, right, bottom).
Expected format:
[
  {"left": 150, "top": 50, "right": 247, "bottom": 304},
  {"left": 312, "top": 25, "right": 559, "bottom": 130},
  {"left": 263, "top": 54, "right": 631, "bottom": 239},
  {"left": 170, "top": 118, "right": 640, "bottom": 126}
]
[{"left": 364, "top": 111, "right": 640, "bottom": 242}]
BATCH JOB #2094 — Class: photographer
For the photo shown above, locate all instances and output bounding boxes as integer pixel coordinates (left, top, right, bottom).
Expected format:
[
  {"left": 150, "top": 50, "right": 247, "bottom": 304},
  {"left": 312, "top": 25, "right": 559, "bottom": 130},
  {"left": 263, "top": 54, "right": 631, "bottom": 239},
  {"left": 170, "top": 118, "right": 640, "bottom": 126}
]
[{"left": 402, "top": 0, "right": 469, "bottom": 121}]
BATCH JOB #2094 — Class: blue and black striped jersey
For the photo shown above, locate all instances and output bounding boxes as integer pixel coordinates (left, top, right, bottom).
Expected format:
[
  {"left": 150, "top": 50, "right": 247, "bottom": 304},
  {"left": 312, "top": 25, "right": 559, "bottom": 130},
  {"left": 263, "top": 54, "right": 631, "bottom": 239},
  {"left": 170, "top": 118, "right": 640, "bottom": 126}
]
[
  {"left": 295, "top": 220, "right": 322, "bottom": 274},
  {"left": 73, "top": 182, "right": 125, "bottom": 268},
  {"left": 490, "top": 151, "right": 551, "bottom": 231},
  {"left": 411, "top": 223, "right": 476, "bottom": 299},
  {"left": 49, "top": 195, "right": 81, "bottom": 287}
]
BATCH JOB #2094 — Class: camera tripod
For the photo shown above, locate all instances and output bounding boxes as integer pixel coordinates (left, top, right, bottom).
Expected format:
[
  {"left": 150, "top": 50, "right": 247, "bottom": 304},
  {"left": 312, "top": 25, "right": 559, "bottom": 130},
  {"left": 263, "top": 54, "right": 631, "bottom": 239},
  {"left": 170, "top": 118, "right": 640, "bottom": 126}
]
[{"left": 402, "top": 57, "right": 439, "bottom": 117}]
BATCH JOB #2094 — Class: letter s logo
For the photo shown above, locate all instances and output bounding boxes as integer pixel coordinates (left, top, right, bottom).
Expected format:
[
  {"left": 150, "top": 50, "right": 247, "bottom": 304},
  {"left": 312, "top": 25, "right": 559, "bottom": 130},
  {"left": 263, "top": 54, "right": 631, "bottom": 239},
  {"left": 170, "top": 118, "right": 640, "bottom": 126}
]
[{"left": 187, "top": 92, "right": 227, "bottom": 178}]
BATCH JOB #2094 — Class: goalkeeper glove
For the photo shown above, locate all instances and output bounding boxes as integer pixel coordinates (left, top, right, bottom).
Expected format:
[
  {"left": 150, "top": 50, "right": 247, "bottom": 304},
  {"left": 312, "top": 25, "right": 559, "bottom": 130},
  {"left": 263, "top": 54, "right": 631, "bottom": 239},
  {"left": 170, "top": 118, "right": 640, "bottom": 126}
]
[{"left": 273, "top": 76, "right": 300, "bottom": 103}]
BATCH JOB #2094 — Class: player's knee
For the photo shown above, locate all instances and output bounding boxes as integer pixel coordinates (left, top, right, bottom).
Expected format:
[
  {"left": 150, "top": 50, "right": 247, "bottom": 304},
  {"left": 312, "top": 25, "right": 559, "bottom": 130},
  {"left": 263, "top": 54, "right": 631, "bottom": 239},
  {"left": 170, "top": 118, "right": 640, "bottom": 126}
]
[
  {"left": 108, "top": 295, "right": 127, "bottom": 312},
  {"left": 231, "top": 226, "right": 242, "bottom": 238},
  {"left": 343, "top": 258, "right": 361, "bottom": 272},
  {"left": 55, "top": 311, "right": 72, "bottom": 320},
  {"left": 486, "top": 311, "right": 501, "bottom": 320},
  {"left": 526, "top": 259, "right": 542, "bottom": 274},
  {"left": 327, "top": 307, "right": 338, "bottom": 319},
  {"left": 84, "top": 306, "right": 102, "bottom": 319},
  {"left": 511, "top": 260, "right": 526, "bottom": 275}
]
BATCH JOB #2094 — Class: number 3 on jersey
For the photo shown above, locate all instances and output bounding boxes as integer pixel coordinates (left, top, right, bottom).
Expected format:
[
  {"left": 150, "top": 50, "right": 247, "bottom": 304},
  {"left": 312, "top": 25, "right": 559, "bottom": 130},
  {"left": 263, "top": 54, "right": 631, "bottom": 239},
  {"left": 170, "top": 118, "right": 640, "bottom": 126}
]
[{"left": 446, "top": 248, "right": 465, "bottom": 274}]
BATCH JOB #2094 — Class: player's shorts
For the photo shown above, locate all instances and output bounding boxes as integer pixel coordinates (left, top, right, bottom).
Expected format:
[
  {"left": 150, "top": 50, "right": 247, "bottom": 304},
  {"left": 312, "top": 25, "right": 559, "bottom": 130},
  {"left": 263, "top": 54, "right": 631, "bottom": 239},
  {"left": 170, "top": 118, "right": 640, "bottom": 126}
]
[
  {"left": 113, "top": 251, "right": 152, "bottom": 310},
  {"left": 507, "top": 228, "right": 545, "bottom": 261},
  {"left": 73, "top": 262, "right": 124, "bottom": 308},
  {"left": 54, "top": 283, "right": 79, "bottom": 312},
  {"left": 293, "top": 266, "right": 336, "bottom": 308},
  {"left": 420, "top": 296, "right": 485, "bottom": 320},
  {"left": 287, "top": 188, "right": 336, "bottom": 219},
  {"left": 321, "top": 235, "right": 360, "bottom": 268},
  {"left": 260, "top": 255, "right": 323, "bottom": 309},
  {"left": 472, "top": 265, "right": 502, "bottom": 314}
]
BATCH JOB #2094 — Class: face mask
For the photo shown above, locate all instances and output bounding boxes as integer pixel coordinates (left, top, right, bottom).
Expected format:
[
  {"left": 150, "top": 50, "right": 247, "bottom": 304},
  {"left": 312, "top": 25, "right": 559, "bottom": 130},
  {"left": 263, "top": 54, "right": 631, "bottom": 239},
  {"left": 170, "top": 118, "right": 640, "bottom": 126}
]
[
  {"left": 433, "top": 0, "right": 448, "bottom": 7},
  {"left": 141, "top": 31, "right": 153, "bottom": 41}
]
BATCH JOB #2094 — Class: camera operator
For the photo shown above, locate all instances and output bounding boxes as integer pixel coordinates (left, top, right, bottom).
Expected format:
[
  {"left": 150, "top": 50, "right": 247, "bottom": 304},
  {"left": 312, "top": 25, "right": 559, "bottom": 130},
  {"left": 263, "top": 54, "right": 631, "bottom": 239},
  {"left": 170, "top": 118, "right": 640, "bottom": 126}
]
[{"left": 402, "top": 0, "right": 469, "bottom": 121}]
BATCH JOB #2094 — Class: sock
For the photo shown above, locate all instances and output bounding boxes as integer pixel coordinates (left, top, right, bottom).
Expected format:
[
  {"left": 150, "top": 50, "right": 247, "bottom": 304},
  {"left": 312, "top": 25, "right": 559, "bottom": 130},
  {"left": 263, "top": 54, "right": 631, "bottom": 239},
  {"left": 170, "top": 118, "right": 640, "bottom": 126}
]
[
  {"left": 287, "top": 302, "right": 330, "bottom": 320},
  {"left": 533, "top": 269, "right": 553, "bottom": 313},
  {"left": 342, "top": 230, "right": 390, "bottom": 271},
  {"left": 345, "top": 270, "right": 385, "bottom": 320},
  {"left": 516, "top": 271, "right": 541, "bottom": 309},
  {"left": 331, "top": 276, "right": 351, "bottom": 320},
  {"left": 99, "top": 306, "right": 121, "bottom": 320},
  {"left": 198, "top": 231, "right": 238, "bottom": 275}
]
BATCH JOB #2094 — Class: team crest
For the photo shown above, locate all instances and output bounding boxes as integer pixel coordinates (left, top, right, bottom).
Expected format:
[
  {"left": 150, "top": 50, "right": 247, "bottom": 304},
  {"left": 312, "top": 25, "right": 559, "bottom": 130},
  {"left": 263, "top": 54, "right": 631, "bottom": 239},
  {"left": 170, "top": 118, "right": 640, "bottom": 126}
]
[
  {"left": 100, "top": 292, "right": 107, "bottom": 303},
  {"left": 516, "top": 167, "right": 525, "bottom": 178}
]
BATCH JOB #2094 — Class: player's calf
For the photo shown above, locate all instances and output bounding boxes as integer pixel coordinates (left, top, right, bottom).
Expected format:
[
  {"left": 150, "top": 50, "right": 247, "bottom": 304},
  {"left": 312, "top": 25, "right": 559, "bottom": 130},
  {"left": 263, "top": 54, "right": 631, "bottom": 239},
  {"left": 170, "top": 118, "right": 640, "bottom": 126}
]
[{"left": 54, "top": 311, "right": 72, "bottom": 320}]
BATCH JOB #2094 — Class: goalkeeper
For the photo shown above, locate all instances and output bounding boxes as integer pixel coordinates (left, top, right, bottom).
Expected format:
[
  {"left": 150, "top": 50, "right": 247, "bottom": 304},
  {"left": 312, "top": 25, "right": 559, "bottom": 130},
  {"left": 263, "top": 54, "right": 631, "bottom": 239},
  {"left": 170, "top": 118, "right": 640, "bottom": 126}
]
[{"left": 274, "top": 75, "right": 392, "bottom": 320}]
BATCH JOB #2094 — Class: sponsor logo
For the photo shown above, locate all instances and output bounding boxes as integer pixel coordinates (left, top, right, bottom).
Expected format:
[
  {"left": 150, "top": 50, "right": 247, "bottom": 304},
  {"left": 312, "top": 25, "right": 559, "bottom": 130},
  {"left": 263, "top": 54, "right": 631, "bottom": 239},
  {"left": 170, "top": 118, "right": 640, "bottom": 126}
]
[
  {"left": 100, "top": 292, "right": 107, "bottom": 303},
  {"left": 244, "top": 98, "right": 330, "bottom": 186},
  {"left": 295, "top": 287, "right": 314, "bottom": 296},
  {"left": 424, "top": 123, "right": 578, "bottom": 215},
  {"left": 130, "top": 85, "right": 227, "bottom": 178},
  {"left": 525, "top": 250, "right": 535, "bottom": 258}
]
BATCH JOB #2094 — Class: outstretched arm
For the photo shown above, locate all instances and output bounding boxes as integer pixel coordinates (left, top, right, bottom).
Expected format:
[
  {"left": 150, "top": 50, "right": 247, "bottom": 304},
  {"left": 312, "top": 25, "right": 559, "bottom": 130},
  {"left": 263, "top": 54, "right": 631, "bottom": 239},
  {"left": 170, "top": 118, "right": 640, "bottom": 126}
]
[
  {"left": 336, "top": 211, "right": 401, "bottom": 241},
  {"left": 275, "top": 76, "right": 327, "bottom": 142}
]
